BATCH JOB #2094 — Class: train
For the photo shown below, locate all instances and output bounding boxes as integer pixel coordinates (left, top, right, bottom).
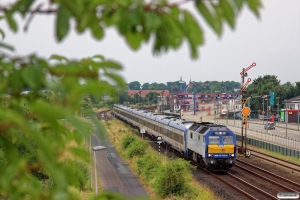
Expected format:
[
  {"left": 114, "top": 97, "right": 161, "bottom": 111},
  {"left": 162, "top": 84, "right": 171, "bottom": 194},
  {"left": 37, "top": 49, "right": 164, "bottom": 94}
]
[{"left": 113, "top": 104, "right": 236, "bottom": 171}]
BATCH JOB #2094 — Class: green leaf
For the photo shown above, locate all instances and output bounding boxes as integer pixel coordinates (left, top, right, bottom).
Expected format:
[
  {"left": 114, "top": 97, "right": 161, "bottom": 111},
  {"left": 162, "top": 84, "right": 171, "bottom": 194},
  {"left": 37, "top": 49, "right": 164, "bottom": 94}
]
[
  {"left": 0, "top": 28, "right": 5, "bottom": 39},
  {"left": 144, "top": 12, "right": 162, "bottom": 32},
  {"left": 183, "top": 11, "right": 203, "bottom": 46},
  {"left": 195, "top": 1, "right": 221, "bottom": 35},
  {"left": 182, "top": 11, "right": 203, "bottom": 59},
  {"left": 105, "top": 72, "right": 127, "bottom": 88},
  {"left": 8, "top": 69, "right": 24, "bottom": 94},
  {"left": 5, "top": 11, "right": 18, "bottom": 32},
  {"left": 125, "top": 31, "right": 143, "bottom": 50},
  {"left": 0, "top": 42, "right": 14, "bottom": 51},
  {"left": 19, "top": 0, "right": 35, "bottom": 17},
  {"left": 89, "top": 16, "right": 104, "bottom": 40},
  {"left": 21, "top": 65, "right": 44, "bottom": 91},
  {"left": 68, "top": 147, "right": 88, "bottom": 162},
  {"left": 92, "top": 55, "right": 105, "bottom": 61},
  {"left": 56, "top": 4, "right": 70, "bottom": 41},
  {"left": 247, "top": 0, "right": 262, "bottom": 17},
  {"left": 61, "top": 0, "right": 80, "bottom": 18},
  {"left": 49, "top": 54, "right": 69, "bottom": 63},
  {"left": 220, "top": 0, "right": 236, "bottom": 29},
  {"left": 95, "top": 61, "right": 123, "bottom": 70},
  {"left": 77, "top": 12, "right": 91, "bottom": 33},
  {"left": 233, "top": 0, "right": 244, "bottom": 10}
]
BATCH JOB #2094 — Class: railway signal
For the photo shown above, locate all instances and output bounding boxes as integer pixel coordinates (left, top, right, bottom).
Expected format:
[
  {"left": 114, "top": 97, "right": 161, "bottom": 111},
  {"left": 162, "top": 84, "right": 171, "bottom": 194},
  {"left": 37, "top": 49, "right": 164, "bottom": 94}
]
[{"left": 239, "top": 62, "right": 256, "bottom": 157}]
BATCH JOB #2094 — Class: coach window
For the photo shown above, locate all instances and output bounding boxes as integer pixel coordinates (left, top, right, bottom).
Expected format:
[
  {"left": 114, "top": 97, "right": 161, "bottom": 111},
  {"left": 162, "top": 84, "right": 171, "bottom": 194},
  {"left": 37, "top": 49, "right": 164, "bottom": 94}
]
[
  {"left": 198, "top": 135, "right": 200, "bottom": 141},
  {"left": 190, "top": 132, "right": 193, "bottom": 139}
]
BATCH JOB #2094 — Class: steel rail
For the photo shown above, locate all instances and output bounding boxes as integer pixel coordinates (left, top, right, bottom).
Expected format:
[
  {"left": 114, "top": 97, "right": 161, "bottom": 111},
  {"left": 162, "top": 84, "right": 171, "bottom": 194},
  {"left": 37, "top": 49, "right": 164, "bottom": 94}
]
[
  {"left": 235, "top": 164, "right": 298, "bottom": 193},
  {"left": 237, "top": 159, "right": 300, "bottom": 187}
]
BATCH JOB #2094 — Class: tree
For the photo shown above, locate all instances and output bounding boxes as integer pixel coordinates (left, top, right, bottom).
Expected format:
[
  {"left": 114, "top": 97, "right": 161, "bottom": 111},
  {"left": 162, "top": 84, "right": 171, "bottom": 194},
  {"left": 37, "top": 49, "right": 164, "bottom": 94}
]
[
  {"left": 0, "top": 0, "right": 262, "bottom": 199},
  {"left": 246, "top": 75, "right": 286, "bottom": 111},
  {"left": 128, "top": 81, "right": 141, "bottom": 90},
  {"left": 141, "top": 82, "right": 150, "bottom": 90}
]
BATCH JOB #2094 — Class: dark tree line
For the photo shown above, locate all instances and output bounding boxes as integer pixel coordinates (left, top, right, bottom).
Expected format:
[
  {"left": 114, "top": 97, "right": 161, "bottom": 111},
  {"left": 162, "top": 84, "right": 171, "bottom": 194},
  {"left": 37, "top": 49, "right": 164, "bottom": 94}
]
[{"left": 128, "top": 80, "right": 240, "bottom": 94}]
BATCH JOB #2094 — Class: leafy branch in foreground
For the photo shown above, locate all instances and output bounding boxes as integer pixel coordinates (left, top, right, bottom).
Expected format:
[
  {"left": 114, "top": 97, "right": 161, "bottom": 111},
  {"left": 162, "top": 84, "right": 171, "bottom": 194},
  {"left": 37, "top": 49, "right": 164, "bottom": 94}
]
[
  {"left": 0, "top": 0, "right": 262, "bottom": 59},
  {"left": 0, "top": 54, "right": 126, "bottom": 199}
]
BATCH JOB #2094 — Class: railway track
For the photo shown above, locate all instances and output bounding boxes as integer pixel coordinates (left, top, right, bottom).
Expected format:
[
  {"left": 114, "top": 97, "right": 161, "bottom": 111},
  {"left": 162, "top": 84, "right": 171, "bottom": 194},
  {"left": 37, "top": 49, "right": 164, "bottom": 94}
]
[{"left": 249, "top": 148, "right": 300, "bottom": 174}]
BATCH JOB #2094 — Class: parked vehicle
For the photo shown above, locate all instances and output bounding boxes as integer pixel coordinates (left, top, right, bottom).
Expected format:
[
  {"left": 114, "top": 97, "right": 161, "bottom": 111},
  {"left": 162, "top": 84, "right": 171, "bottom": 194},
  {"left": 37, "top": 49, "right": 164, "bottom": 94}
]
[{"left": 264, "top": 122, "right": 275, "bottom": 130}]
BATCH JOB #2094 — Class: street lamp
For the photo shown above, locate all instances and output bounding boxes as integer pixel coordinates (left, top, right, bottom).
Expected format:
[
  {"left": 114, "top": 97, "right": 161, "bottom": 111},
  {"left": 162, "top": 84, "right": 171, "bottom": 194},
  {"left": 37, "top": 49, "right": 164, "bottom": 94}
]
[
  {"left": 92, "top": 146, "right": 106, "bottom": 195},
  {"left": 276, "top": 97, "right": 280, "bottom": 125},
  {"left": 265, "top": 98, "right": 269, "bottom": 119},
  {"left": 261, "top": 96, "right": 265, "bottom": 124},
  {"left": 297, "top": 98, "right": 300, "bottom": 130},
  {"left": 284, "top": 99, "right": 287, "bottom": 137}
]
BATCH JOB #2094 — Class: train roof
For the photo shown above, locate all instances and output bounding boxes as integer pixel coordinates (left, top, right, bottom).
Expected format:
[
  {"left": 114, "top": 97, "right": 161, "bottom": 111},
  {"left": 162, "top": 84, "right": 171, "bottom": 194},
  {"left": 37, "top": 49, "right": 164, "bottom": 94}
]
[{"left": 189, "top": 122, "right": 230, "bottom": 134}]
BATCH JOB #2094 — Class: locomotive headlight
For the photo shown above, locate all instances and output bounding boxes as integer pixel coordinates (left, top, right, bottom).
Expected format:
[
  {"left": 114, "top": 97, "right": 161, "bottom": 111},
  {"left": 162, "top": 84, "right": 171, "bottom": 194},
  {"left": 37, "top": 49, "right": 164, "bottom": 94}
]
[
  {"left": 208, "top": 154, "right": 213, "bottom": 157},
  {"left": 229, "top": 154, "right": 234, "bottom": 157}
]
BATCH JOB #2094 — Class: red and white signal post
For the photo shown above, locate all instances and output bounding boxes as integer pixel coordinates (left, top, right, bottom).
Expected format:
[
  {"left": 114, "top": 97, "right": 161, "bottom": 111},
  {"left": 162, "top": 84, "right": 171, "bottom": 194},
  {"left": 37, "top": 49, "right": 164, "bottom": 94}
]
[{"left": 239, "top": 62, "right": 256, "bottom": 157}]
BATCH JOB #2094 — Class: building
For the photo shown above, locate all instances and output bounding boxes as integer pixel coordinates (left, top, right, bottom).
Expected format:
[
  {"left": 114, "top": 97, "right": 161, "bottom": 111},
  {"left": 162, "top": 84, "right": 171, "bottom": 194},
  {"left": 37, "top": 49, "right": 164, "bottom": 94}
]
[
  {"left": 127, "top": 90, "right": 170, "bottom": 97},
  {"left": 283, "top": 96, "right": 300, "bottom": 110},
  {"left": 282, "top": 96, "right": 300, "bottom": 123}
]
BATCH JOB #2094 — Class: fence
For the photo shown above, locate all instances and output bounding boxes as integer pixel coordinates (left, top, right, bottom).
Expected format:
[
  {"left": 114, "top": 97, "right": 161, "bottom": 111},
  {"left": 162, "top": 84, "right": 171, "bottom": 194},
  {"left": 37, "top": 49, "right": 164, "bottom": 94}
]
[{"left": 236, "top": 135, "right": 300, "bottom": 159}]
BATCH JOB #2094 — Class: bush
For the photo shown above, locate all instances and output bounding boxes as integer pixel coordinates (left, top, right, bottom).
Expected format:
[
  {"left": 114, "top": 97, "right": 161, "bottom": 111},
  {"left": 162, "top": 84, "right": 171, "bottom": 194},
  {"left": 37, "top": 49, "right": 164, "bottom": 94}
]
[
  {"left": 121, "top": 135, "right": 136, "bottom": 150},
  {"left": 154, "top": 159, "right": 196, "bottom": 199},
  {"left": 136, "top": 154, "right": 160, "bottom": 181},
  {"left": 125, "top": 140, "right": 148, "bottom": 158}
]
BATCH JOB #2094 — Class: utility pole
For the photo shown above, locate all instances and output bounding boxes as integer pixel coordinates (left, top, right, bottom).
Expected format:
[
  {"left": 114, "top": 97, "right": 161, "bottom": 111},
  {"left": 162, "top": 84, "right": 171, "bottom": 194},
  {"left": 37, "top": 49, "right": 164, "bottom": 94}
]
[{"left": 239, "top": 62, "right": 256, "bottom": 158}]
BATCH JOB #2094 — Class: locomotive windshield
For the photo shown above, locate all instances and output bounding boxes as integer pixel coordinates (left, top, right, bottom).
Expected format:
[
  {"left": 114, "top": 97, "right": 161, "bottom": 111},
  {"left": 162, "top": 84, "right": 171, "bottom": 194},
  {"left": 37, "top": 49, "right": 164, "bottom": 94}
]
[
  {"left": 222, "top": 136, "right": 233, "bottom": 144},
  {"left": 209, "top": 135, "right": 233, "bottom": 144},
  {"left": 208, "top": 136, "right": 219, "bottom": 144}
]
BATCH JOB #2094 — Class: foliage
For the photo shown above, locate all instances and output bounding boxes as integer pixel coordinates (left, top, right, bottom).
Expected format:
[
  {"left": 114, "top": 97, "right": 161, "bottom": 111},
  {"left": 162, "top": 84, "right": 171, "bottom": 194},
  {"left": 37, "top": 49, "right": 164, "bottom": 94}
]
[
  {"left": 246, "top": 75, "right": 288, "bottom": 112},
  {"left": 121, "top": 134, "right": 137, "bottom": 150},
  {"left": 125, "top": 139, "right": 148, "bottom": 158},
  {"left": 0, "top": 0, "right": 262, "bottom": 198},
  {"left": 136, "top": 154, "right": 160, "bottom": 181},
  {"left": 154, "top": 159, "right": 197, "bottom": 199},
  {"left": 1, "top": 0, "right": 262, "bottom": 59}
]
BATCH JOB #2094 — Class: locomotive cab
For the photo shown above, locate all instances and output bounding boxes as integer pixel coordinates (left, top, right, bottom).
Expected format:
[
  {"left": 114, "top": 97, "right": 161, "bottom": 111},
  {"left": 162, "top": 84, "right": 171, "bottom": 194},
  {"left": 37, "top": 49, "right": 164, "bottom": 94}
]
[
  {"left": 205, "top": 128, "right": 236, "bottom": 171},
  {"left": 186, "top": 123, "right": 236, "bottom": 172}
]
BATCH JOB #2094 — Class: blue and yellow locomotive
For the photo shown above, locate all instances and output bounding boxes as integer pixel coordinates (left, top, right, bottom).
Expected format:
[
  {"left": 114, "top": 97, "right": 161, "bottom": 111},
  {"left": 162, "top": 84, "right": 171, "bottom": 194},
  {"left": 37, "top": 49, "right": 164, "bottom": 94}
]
[{"left": 113, "top": 104, "right": 236, "bottom": 172}]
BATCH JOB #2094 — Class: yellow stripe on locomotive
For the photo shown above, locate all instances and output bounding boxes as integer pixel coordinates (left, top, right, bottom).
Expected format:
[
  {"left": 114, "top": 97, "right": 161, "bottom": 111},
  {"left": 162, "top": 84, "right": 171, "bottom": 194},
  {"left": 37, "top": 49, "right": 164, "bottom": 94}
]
[{"left": 208, "top": 144, "right": 235, "bottom": 154}]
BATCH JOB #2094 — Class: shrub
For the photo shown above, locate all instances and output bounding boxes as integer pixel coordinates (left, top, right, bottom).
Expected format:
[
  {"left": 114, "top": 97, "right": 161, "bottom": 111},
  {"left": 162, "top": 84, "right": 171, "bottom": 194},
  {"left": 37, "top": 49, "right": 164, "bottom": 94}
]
[
  {"left": 125, "top": 140, "right": 148, "bottom": 158},
  {"left": 121, "top": 135, "right": 136, "bottom": 150},
  {"left": 136, "top": 154, "right": 160, "bottom": 181},
  {"left": 154, "top": 159, "right": 196, "bottom": 198}
]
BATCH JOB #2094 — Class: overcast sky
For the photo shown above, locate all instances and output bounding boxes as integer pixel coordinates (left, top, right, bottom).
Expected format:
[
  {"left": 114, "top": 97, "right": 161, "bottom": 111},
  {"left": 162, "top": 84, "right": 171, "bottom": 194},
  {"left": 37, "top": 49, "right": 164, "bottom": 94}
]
[{"left": 1, "top": 0, "right": 300, "bottom": 85}]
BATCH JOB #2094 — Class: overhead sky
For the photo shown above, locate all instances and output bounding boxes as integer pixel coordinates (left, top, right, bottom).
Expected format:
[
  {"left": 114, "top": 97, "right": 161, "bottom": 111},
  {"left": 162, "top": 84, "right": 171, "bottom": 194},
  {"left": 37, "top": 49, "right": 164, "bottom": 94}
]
[{"left": 1, "top": 0, "right": 300, "bottom": 85}]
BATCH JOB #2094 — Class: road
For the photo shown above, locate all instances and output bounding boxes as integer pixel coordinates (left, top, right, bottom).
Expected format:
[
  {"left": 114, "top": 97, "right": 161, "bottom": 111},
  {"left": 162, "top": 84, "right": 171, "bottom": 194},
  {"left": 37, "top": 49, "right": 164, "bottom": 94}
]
[{"left": 91, "top": 130, "right": 149, "bottom": 198}]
